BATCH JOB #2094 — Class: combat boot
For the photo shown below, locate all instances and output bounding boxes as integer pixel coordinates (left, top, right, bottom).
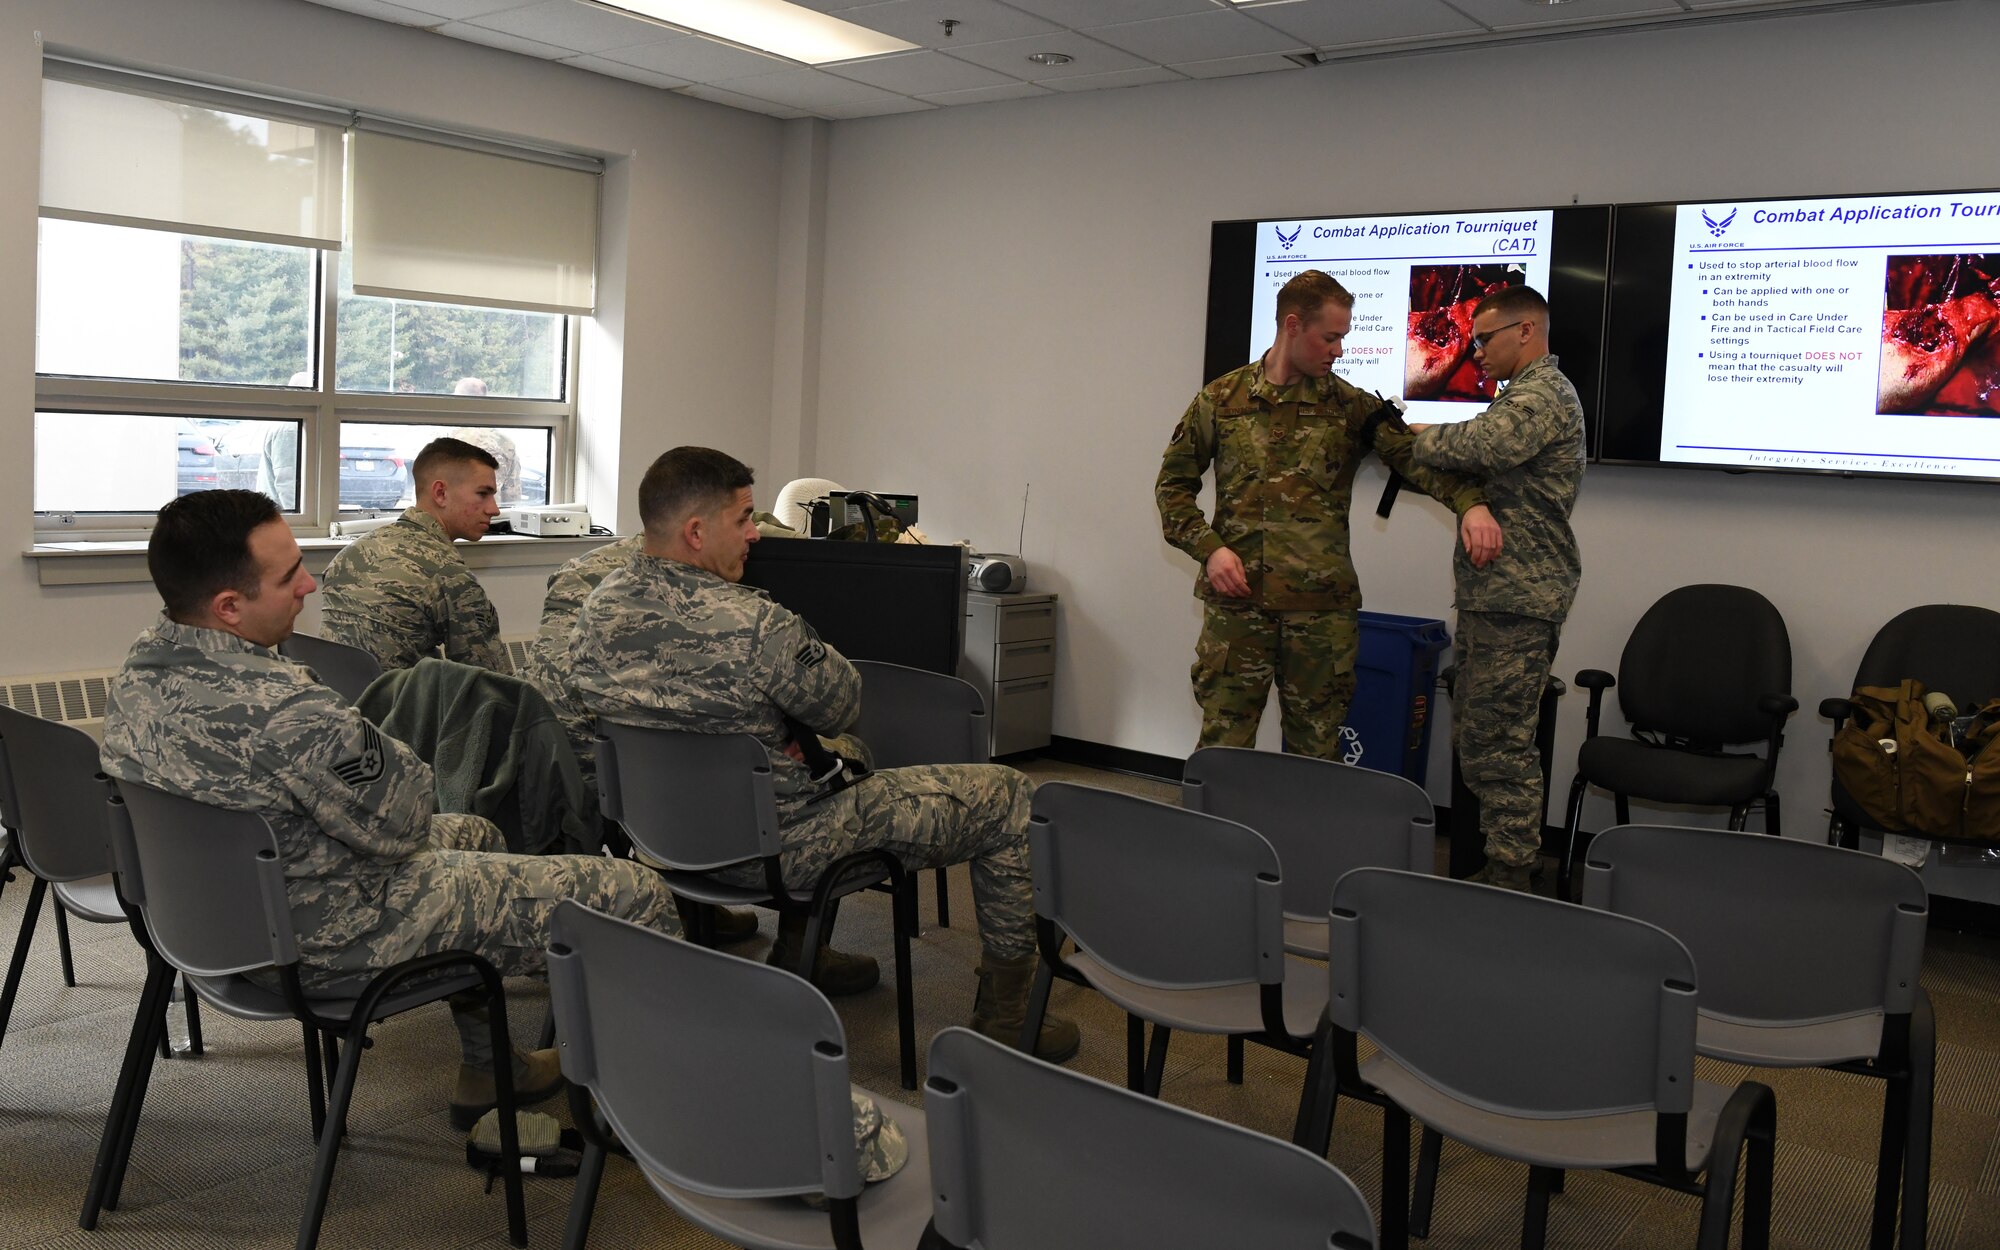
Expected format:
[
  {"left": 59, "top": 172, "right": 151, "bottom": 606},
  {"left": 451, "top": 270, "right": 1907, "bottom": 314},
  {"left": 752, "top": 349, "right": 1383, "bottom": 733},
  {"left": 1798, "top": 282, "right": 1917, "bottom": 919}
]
[
  {"left": 674, "top": 896, "right": 760, "bottom": 945},
  {"left": 450, "top": 1046, "right": 567, "bottom": 1130},
  {"left": 971, "top": 953, "right": 1080, "bottom": 1063},
  {"left": 767, "top": 912, "right": 880, "bottom": 996},
  {"left": 1465, "top": 859, "right": 1533, "bottom": 893}
]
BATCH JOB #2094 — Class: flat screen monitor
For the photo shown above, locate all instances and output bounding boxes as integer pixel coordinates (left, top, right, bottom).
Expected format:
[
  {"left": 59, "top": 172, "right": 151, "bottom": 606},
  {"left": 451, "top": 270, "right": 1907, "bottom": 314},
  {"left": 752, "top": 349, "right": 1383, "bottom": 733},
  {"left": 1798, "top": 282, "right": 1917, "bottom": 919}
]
[
  {"left": 741, "top": 539, "right": 968, "bottom": 677},
  {"left": 1600, "top": 189, "right": 2000, "bottom": 481},
  {"left": 1205, "top": 204, "right": 1612, "bottom": 435}
]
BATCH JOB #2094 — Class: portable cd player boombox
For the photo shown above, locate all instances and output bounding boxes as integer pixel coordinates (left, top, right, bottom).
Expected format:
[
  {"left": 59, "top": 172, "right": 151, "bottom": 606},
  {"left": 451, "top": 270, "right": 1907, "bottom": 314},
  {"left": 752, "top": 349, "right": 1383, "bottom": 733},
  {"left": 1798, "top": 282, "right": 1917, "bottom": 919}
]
[{"left": 967, "top": 553, "right": 1028, "bottom": 593}]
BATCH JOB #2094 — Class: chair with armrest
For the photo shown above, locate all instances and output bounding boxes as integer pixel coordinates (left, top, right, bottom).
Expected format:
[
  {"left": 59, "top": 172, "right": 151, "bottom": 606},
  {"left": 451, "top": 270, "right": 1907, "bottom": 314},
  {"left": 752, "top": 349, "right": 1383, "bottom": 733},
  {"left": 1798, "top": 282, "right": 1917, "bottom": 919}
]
[
  {"left": 850, "top": 658, "right": 989, "bottom": 928},
  {"left": 0, "top": 705, "right": 197, "bottom": 1059},
  {"left": 1583, "top": 823, "right": 1931, "bottom": 1250},
  {"left": 595, "top": 722, "right": 919, "bottom": 1089},
  {"left": 1020, "top": 781, "right": 1328, "bottom": 1127},
  {"left": 1821, "top": 603, "right": 2000, "bottom": 848},
  {"left": 921, "top": 1025, "right": 1376, "bottom": 1250},
  {"left": 548, "top": 899, "right": 932, "bottom": 1250},
  {"left": 1557, "top": 583, "right": 1797, "bottom": 900},
  {"left": 91, "top": 779, "right": 526, "bottom": 1250},
  {"left": 1307, "top": 867, "right": 1776, "bottom": 1250},
  {"left": 278, "top": 631, "right": 385, "bottom": 704}
]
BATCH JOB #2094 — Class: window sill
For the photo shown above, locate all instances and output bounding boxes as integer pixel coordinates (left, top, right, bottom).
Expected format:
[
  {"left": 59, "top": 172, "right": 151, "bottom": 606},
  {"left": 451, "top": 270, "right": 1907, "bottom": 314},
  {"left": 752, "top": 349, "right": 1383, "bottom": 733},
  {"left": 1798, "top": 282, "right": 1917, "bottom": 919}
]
[{"left": 23, "top": 532, "right": 621, "bottom": 587}]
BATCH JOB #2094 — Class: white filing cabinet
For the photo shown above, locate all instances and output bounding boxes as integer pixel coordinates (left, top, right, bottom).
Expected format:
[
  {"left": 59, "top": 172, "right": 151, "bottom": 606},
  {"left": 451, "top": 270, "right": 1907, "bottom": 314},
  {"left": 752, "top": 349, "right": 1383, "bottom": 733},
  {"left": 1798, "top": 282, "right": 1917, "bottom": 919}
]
[{"left": 961, "top": 591, "right": 1057, "bottom": 758}]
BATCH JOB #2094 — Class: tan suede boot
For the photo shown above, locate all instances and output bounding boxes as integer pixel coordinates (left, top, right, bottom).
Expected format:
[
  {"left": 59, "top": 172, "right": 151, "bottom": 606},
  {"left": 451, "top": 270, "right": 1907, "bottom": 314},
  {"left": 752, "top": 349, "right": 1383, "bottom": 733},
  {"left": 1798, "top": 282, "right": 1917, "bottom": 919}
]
[
  {"left": 450, "top": 1046, "right": 566, "bottom": 1130},
  {"left": 972, "top": 953, "right": 1080, "bottom": 1063},
  {"left": 767, "top": 912, "right": 880, "bottom": 997}
]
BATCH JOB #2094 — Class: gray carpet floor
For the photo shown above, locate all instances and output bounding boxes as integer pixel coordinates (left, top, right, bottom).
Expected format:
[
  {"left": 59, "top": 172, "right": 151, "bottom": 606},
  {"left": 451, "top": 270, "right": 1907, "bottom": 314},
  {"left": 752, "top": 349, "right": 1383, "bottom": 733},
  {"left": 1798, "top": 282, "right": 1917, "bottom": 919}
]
[{"left": 3, "top": 757, "right": 1999, "bottom": 1248}]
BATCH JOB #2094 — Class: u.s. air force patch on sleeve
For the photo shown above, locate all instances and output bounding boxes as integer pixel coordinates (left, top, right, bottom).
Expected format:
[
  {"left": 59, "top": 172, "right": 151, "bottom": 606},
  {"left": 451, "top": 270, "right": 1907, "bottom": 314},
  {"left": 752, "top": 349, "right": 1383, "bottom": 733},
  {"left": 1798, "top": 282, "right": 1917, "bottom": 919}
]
[
  {"left": 332, "top": 722, "right": 387, "bottom": 789},
  {"left": 794, "top": 637, "right": 826, "bottom": 669}
]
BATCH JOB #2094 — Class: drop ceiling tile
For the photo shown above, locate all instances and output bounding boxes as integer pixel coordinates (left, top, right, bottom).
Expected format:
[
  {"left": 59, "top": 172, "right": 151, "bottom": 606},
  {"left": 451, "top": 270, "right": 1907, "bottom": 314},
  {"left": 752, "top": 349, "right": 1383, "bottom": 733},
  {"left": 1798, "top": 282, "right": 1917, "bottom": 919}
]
[
  {"left": 826, "top": 50, "right": 1022, "bottom": 93},
  {"left": 1681, "top": 0, "right": 1844, "bottom": 8},
  {"left": 914, "top": 80, "right": 1053, "bottom": 105},
  {"left": 820, "top": 95, "right": 937, "bottom": 118},
  {"left": 437, "top": 20, "right": 575, "bottom": 57},
  {"left": 1238, "top": 0, "right": 1483, "bottom": 49},
  {"left": 598, "top": 34, "right": 793, "bottom": 81},
  {"left": 1442, "top": 0, "right": 1685, "bottom": 31},
  {"left": 1172, "top": 49, "right": 1305, "bottom": 78},
  {"left": 1003, "top": 0, "right": 1218, "bottom": 27},
  {"left": 467, "top": 1, "right": 667, "bottom": 52},
  {"left": 714, "top": 65, "right": 916, "bottom": 110},
  {"left": 561, "top": 52, "right": 692, "bottom": 87},
  {"left": 301, "top": 0, "right": 443, "bottom": 26},
  {"left": 677, "top": 83, "right": 811, "bottom": 117},
  {"left": 1040, "top": 63, "right": 1187, "bottom": 91},
  {"left": 1085, "top": 8, "right": 1306, "bottom": 63},
  {"left": 941, "top": 30, "right": 1151, "bottom": 80},
  {"left": 835, "top": 0, "right": 1061, "bottom": 49}
]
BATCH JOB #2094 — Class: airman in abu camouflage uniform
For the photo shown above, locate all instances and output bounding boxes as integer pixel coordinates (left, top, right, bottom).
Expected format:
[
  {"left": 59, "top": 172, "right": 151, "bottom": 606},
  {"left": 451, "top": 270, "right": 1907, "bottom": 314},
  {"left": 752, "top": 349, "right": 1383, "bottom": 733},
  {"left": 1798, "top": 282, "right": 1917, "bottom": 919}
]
[
  {"left": 318, "top": 437, "right": 510, "bottom": 674},
  {"left": 1158, "top": 270, "right": 1495, "bottom": 758},
  {"left": 517, "top": 535, "right": 644, "bottom": 781},
  {"left": 1408, "top": 287, "right": 1584, "bottom": 890},
  {"left": 102, "top": 490, "right": 681, "bottom": 1129},
  {"left": 569, "top": 447, "right": 1079, "bottom": 1062}
]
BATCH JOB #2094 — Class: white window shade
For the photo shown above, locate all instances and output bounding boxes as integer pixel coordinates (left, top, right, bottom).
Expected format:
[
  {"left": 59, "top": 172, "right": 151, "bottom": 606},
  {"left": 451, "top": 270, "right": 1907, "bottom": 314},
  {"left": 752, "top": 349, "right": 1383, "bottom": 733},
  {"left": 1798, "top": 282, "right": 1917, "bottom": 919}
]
[
  {"left": 40, "top": 77, "right": 344, "bottom": 250},
  {"left": 349, "top": 131, "right": 598, "bottom": 316}
]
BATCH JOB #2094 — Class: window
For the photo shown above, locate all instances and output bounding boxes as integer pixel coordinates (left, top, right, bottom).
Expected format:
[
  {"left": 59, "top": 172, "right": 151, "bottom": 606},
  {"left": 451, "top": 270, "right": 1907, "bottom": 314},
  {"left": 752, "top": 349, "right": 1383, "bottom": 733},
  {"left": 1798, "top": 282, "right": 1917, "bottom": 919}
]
[{"left": 34, "top": 66, "right": 596, "bottom": 535}]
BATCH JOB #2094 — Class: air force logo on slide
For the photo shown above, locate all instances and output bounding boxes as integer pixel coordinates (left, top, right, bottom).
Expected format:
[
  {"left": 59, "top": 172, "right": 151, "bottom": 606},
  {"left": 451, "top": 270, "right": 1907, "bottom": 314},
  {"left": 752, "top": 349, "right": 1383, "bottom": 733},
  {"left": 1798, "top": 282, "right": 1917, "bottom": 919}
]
[
  {"left": 1276, "top": 224, "right": 1301, "bottom": 251},
  {"left": 1702, "top": 207, "right": 1737, "bottom": 238},
  {"left": 332, "top": 722, "right": 387, "bottom": 789}
]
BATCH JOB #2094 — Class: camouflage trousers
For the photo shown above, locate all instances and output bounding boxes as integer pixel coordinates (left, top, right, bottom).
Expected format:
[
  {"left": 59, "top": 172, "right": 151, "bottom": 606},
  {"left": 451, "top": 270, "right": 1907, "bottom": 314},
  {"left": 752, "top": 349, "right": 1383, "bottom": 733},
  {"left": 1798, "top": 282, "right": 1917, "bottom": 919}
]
[
  {"left": 769, "top": 764, "right": 1035, "bottom": 962},
  {"left": 304, "top": 812, "right": 681, "bottom": 993},
  {"left": 1191, "top": 599, "right": 1358, "bottom": 760},
  {"left": 1452, "top": 610, "right": 1562, "bottom": 869}
]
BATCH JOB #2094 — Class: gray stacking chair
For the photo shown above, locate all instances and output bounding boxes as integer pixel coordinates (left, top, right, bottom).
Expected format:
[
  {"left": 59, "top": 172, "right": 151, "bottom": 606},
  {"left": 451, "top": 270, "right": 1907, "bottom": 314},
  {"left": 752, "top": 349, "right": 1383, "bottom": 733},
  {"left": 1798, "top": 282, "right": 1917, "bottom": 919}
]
[
  {"left": 850, "top": 658, "right": 989, "bottom": 928},
  {"left": 1583, "top": 824, "right": 1931, "bottom": 1250},
  {"left": 595, "top": 722, "right": 919, "bottom": 1088},
  {"left": 0, "top": 706, "right": 198, "bottom": 1059},
  {"left": 922, "top": 1025, "right": 1376, "bottom": 1250},
  {"left": 1182, "top": 747, "right": 1435, "bottom": 960},
  {"left": 94, "top": 779, "right": 526, "bottom": 1250},
  {"left": 278, "top": 630, "right": 385, "bottom": 703},
  {"left": 1182, "top": 746, "right": 1434, "bottom": 1089},
  {"left": 1021, "top": 782, "right": 1328, "bottom": 1124},
  {"left": 548, "top": 900, "right": 932, "bottom": 1250},
  {"left": 1307, "top": 867, "right": 1776, "bottom": 1250}
]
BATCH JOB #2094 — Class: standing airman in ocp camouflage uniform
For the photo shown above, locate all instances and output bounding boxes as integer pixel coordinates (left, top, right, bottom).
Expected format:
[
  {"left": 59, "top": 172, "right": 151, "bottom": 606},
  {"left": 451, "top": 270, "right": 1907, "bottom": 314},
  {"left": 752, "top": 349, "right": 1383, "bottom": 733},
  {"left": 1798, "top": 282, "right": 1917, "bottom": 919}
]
[
  {"left": 1408, "top": 286, "right": 1584, "bottom": 892},
  {"left": 318, "top": 437, "right": 511, "bottom": 674},
  {"left": 101, "top": 490, "right": 681, "bottom": 1130},
  {"left": 1157, "top": 270, "right": 1497, "bottom": 759},
  {"left": 568, "top": 447, "right": 1080, "bottom": 1062}
]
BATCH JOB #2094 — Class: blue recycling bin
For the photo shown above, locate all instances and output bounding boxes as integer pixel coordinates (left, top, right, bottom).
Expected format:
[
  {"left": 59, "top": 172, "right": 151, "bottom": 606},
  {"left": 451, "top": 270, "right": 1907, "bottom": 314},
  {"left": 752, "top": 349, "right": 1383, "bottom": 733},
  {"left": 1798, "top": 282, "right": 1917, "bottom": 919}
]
[{"left": 1337, "top": 611, "right": 1450, "bottom": 784}]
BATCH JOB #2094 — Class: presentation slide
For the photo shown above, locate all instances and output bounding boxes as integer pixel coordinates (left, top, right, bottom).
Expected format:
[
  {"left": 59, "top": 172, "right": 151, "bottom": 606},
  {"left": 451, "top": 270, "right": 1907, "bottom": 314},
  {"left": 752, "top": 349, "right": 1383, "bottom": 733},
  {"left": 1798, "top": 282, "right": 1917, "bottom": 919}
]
[
  {"left": 1661, "top": 190, "right": 2000, "bottom": 477},
  {"left": 1246, "top": 209, "right": 1555, "bottom": 425}
]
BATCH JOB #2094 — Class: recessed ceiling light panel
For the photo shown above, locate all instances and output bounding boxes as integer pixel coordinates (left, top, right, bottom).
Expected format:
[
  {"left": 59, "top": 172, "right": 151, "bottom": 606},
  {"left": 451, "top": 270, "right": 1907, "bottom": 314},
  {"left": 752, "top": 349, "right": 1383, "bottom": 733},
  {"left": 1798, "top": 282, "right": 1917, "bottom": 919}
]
[
  {"left": 1026, "top": 51, "right": 1074, "bottom": 66},
  {"left": 587, "top": 0, "right": 919, "bottom": 66}
]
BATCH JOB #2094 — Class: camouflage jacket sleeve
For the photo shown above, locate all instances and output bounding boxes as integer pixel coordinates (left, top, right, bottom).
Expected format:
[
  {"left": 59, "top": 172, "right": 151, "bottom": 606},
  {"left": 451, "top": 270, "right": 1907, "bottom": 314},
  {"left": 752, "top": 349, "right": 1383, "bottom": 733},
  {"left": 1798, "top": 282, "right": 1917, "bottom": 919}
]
[
  {"left": 437, "top": 564, "right": 511, "bottom": 673},
  {"left": 256, "top": 693, "right": 438, "bottom": 863},
  {"left": 749, "top": 601, "right": 862, "bottom": 739},
  {"left": 1155, "top": 389, "right": 1227, "bottom": 563},
  {"left": 1410, "top": 375, "right": 1569, "bottom": 477},
  {"left": 1363, "top": 407, "right": 1487, "bottom": 515}
]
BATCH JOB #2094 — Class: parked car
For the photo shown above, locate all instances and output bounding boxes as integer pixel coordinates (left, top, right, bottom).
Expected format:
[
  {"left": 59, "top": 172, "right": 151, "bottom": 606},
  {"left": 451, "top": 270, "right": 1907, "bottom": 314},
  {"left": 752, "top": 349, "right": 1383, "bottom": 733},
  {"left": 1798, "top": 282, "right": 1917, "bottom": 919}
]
[
  {"left": 339, "top": 445, "right": 410, "bottom": 510},
  {"left": 176, "top": 433, "right": 220, "bottom": 496}
]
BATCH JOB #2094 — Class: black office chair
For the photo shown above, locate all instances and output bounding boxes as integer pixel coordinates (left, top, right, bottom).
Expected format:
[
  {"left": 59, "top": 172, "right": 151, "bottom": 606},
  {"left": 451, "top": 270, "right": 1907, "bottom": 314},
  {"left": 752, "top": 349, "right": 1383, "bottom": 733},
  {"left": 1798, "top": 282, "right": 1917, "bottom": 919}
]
[
  {"left": 1557, "top": 584, "right": 1797, "bottom": 899},
  {"left": 1822, "top": 604, "right": 2000, "bottom": 848}
]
